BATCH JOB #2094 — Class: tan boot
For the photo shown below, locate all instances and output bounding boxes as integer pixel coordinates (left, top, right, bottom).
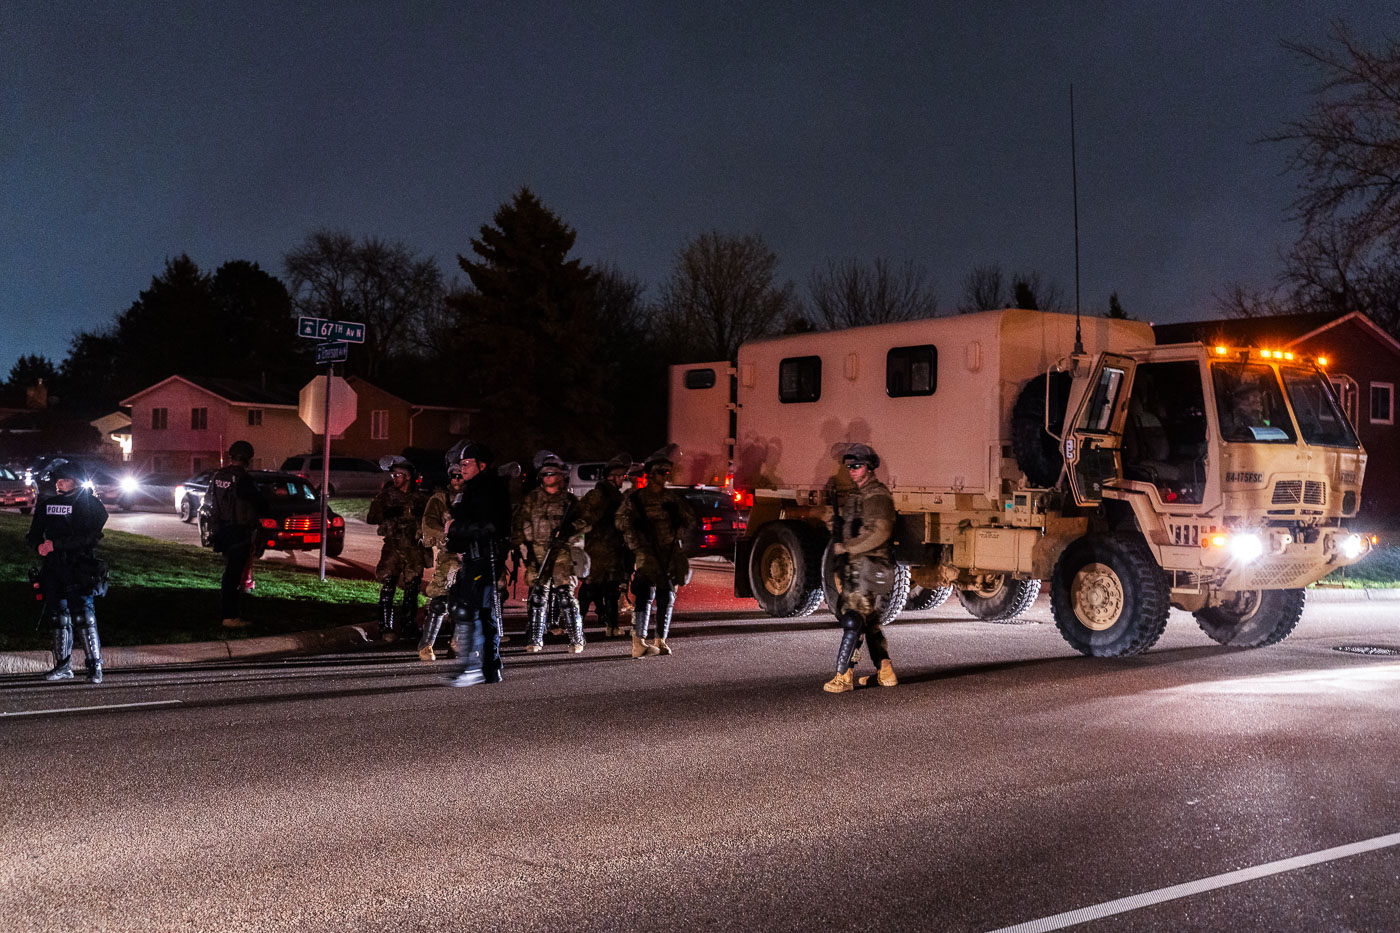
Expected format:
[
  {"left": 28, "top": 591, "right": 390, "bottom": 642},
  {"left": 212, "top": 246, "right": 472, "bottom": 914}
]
[
  {"left": 418, "top": 645, "right": 436, "bottom": 662},
  {"left": 823, "top": 670, "right": 855, "bottom": 693},
  {"left": 655, "top": 637, "right": 673, "bottom": 656},
  {"left": 858, "top": 659, "right": 898, "bottom": 688},
  {"left": 568, "top": 643, "right": 585, "bottom": 654},
  {"left": 631, "top": 634, "right": 659, "bottom": 659}
]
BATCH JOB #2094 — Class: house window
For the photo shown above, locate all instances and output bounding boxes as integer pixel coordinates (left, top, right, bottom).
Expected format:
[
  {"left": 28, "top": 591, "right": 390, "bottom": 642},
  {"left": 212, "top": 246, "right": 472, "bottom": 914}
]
[
  {"left": 247, "top": 409, "right": 263, "bottom": 427},
  {"left": 371, "top": 409, "right": 390, "bottom": 440},
  {"left": 191, "top": 407, "right": 208, "bottom": 430},
  {"left": 886, "top": 345, "right": 938, "bottom": 397},
  {"left": 151, "top": 407, "right": 168, "bottom": 430},
  {"left": 1370, "top": 382, "right": 1394, "bottom": 425},
  {"left": 779, "top": 356, "right": 822, "bottom": 403}
]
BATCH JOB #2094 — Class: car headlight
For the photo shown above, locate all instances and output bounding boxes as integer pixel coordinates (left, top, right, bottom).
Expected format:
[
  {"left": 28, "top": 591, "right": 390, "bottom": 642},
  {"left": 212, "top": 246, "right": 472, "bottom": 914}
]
[
  {"left": 120, "top": 476, "right": 139, "bottom": 493},
  {"left": 1229, "top": 532, "right": 1264, "bottom": 564},
  {"left": 81, "top": 480, "right": 94, "bottom": 491}
]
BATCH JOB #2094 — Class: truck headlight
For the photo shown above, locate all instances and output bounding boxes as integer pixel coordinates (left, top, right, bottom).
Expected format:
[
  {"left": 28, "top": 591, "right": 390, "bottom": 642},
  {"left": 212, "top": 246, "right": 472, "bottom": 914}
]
[
  {"left": 1339, "top": 533, "right": 1365, "bottom": 561},
  {"left": 120, "top": 476, "right": 139, "bottom": 494},
  {"left": 1229, "top": 532, "right": 1264, "bottom": 564}
]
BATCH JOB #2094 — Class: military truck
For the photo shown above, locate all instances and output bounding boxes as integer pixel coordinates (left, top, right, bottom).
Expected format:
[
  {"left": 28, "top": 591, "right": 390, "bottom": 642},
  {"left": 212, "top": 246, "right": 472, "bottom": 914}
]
[{"left": 669, "top": 309, "right": 1372, "bottom": 657}]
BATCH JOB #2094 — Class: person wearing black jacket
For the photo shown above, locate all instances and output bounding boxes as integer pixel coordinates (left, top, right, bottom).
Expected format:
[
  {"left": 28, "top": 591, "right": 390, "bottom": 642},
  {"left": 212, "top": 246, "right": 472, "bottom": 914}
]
[
  {"left": 206, "top": 440, "right": 264, "bottom": 628},
  {"left": 27, "top": 459, "right": 109, "bottom": 683},
  {"left": 443, "top": 440, "right": 512, "bottom": 687}
]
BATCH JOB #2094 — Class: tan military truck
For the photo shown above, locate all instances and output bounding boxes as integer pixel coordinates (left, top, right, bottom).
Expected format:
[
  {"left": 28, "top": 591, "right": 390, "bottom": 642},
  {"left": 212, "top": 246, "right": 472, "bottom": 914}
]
[{"left": 669, "top": 308, "right": 1373, "bottom": 656}]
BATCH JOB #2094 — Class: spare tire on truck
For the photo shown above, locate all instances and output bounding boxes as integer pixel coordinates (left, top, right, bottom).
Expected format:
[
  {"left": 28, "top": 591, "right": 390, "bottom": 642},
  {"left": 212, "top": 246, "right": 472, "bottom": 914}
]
[
  {"left": 1012, "top": 371, "right": 1072, "bottom": 488},
  {"left": 748, "top": 521, "right": 825, "bottom": 617}
]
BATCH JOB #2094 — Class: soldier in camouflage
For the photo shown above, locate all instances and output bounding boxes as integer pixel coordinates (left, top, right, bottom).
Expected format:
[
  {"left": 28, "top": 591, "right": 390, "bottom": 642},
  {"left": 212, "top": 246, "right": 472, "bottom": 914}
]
[
  {"left": 367, "top": 456, "right": 430, "bottom": 643},
  {"left": 514, "top": 451, "right": 590, "bottom": 654},
  {"left": 616, "top": 446, "right": 696, "bottom": 659},
  {"left": 824, "top": 443, "right": 899, "bottom": 693},
  {"left": 415, "top": 465, "right": 467, "bottom": 662},
  {"left": 578, "top": 453, "right": 632, "bottom": 638}
]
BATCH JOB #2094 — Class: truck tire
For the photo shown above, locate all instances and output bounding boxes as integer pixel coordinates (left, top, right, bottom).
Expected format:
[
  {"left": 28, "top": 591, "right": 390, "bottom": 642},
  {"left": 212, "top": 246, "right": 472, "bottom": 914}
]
[
  {"left": 956, "top": 575, "right": 1040, "bottom": 622},
  {"left": 748, "top": 522, "right": 825, "bottom": 618},
  {"left": 1012, "top": 371, "right": 1072, "bottom": 488},
  {"left": 1194, "top": 589, "right": 1305, "bottom": 647},
  {"left": 820, "top": 543, "right": 911, "bottom": 626},
  {"left": 906, "top": 583, "right": 953, "bottom": 611},
  {"left": 1050, "top": 534, "right": 1169, "bottom": 657}
]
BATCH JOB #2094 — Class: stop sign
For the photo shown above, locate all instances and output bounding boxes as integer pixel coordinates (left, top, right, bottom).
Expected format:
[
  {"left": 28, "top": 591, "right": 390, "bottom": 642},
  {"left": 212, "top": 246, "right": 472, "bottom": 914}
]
[{"left": 299, "top": 376, "right": 358, "bottom": 435}]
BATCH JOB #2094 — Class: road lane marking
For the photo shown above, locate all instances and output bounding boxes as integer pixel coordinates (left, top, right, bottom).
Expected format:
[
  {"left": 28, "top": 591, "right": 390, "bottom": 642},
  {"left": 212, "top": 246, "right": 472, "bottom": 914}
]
[
  {"left": 1, "top": 699, "right": 183, "bottom": 718},
  {"left": 990, "top": 830, "right": 1400, "bottom": 932}
]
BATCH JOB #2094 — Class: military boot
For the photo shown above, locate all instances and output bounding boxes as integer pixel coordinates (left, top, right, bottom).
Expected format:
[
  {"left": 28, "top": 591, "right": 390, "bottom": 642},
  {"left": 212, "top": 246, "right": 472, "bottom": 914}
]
[
  {"left": 525, "top": 585, "right": 547, "bottom": 653},
  {"left": 377, "top": 582, "right": 397, "bottom": 642},
  {"left": 822, "top": 670, "right": 855, "bottom": 693},
  {"left": 858, "top": 659, "right": 898, "bottom": 688},
  {"left": 419, "top": 598, "right": 447, "bottom": 662},
  {"left": 397, "top": 579, "right": 422, "bottom": 643},
  {"left": 81, "top": 610, "right": 102, "bottom": 684},
  {"left": 631, "top": 601, "right": 658, "bottom": 659},
  {"left": 44, "top": 613, "right": 74, "bottom": 682},
  {"left": 654, "top": 601, "right": 675, "bottom": 655},
  {"left": 631, "top": 634, "right": 658, "bottom": 659}
]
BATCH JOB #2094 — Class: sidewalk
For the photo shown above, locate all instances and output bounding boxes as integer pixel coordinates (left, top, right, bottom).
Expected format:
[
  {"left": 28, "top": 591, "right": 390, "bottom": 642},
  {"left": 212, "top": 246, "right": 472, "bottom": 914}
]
[{"left": 2, "top": 586, "right": 1396, "bottom": 676}]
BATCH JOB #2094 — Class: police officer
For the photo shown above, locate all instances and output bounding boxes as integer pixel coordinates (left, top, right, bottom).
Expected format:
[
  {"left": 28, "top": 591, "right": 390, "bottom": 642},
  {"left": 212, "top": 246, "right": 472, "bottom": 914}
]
[
  {"left": 28, "top": 459, "right": 108, "bottom": 683},
  {"left": 578, "top": 453, "right": 632, "bottom": 638},
  {"left": 417, "top": 462, "right": 467, "bottom": 661},
  {"left": 367, "top": 456, "right": 430, "bottom": 643},
  {"left": 514, "top": 451, "right": 590, "bottom": 654},
  {"left": 616, "top": 446, "right": 696, "bottom": 659},
  {"left": 824, "top": 442, "right": 899, "bottom": 693},
  {"left": 207, "top": 440, "right": 263, "bottom": 628},
  {"left": 444, "top": 440, "right": 512, "bottom": 687}
]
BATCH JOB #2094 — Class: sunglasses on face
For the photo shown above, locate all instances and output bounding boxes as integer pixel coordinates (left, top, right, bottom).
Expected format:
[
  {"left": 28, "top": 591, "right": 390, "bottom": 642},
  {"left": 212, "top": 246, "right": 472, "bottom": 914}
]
[{"left": 448, "top": 473, "right": 463, "bottom": 480}]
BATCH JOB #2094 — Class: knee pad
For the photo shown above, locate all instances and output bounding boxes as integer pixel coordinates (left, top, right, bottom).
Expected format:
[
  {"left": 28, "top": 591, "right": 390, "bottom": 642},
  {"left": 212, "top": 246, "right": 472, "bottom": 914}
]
[
  {"left": 841, "top": 611, "right": 864, "bottom": 634},
  {"left": 429, "top": 596, "right": 448, "bottom": 615}
]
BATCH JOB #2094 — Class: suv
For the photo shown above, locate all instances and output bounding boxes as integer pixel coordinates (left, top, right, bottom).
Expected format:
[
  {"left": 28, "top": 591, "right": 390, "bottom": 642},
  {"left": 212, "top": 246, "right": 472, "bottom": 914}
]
[{"left": 279, "top": 455, "right": 387, "bottom": 496}]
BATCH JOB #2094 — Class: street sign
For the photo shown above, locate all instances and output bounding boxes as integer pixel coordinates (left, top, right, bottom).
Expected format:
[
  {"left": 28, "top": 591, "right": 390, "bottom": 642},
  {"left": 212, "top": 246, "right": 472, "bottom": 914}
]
[
  {"left": 297, "top": 316, "right": 366, "bottom": 344},
  {"left": 315, "top": 341, "right": 349, "bottom": 364},
  {"left": 299, "top": 376, "right": 358, "bottom": 435}
]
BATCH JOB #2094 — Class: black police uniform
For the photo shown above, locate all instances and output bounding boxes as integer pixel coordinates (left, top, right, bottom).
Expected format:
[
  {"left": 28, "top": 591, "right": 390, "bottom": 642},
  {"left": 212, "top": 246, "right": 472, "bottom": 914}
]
[
  {"left": 206, "top": 462, "right": 263, "bottom": 622},
  {"left": 27, "top": 480, "right": 109, "bottom": 682},
  {"left": 444, "top": 468, "right": 512, "bottom": 686}
]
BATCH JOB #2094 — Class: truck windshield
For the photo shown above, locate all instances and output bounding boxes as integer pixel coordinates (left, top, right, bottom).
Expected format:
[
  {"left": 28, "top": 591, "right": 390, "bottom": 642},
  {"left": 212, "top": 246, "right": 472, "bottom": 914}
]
[
  {"left": 1211, "top": 363, "right": 1296, "bottom": 444},
  {"left": 1279, "top": 366, "right": 1360, "bottom": 448}
]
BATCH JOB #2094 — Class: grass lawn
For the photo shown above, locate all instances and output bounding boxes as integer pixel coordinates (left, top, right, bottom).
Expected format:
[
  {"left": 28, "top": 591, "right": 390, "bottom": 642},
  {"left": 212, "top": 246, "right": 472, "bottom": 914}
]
[
  {"left": 1, "top": 511, "right": 385, "bottom": 652},
  {"left": 330, "top": 496, "right": 372, "bottom": 522},
  {"left": 1318, "top": 545, "right": 1400, "bottom": 588}
]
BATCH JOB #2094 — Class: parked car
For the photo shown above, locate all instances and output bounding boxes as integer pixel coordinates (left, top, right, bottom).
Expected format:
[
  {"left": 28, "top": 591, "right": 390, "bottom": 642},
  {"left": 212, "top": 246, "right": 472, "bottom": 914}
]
[
  {"left": 27, "top": 455, "right": 148, "bottom": 510},
  {"left": 677, "top": 487, "right": 748, "bottom": 559},
  {"left": 278, "top": 455, "right": 387, "bottom": 496},
  {"left": 198, "top": 471, "right": 346, "bottom": 557},
  {"left": 0, "top": 466, "right": 36, "bottom": 513},
  {"left": 174, "top": 470, "right": 214, "bottom": 522}
]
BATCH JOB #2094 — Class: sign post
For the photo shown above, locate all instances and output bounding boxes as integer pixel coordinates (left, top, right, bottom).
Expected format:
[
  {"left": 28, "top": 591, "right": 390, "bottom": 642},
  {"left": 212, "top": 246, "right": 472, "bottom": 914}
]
[{"left": 297, "top": 316, "right": 365, "bottom": 580}]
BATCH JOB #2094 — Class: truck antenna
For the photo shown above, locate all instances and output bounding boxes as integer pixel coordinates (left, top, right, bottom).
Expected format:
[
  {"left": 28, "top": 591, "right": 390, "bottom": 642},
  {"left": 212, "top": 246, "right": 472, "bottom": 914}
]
[{"left": 1070, "top": 83, "right": 1084, "bottom": 356}]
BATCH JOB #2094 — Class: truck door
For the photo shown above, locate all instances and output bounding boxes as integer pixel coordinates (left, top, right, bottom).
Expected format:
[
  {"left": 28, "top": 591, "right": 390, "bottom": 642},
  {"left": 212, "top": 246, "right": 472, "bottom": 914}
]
[{"left": 1065, "top": 354, "right": 1136, "bottom": 505}]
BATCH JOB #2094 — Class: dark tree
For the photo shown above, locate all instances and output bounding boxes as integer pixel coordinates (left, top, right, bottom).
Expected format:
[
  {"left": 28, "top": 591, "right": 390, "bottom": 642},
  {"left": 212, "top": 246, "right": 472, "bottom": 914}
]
[
  {"left": 1106, "top": 293, "right": 1130, "bottom": 319},
  {"left": 655, "top": 232, "right": 794, "bottom": 361},
  {"left": 7, "top": 354, "right": 59, "bottom": 393},
  {"left": 960, "top": 265, "right": 1066, "bottom": 313},
  {"left": 805, "top": 258, "right": 937, "bottom": 330},
  {"left": 447, "top": 187, "right": 608, "bottom": 460}
]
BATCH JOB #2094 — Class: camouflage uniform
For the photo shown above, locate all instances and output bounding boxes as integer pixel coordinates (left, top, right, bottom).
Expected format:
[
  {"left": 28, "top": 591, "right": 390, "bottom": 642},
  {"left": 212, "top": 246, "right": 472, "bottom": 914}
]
[
  {"left": 367, "top": 478, "right": 429, "bottom": 640},
  {"left": 513, "top": 485, "right": 589, "bottom": 649},
  {"left": 414, "top": 483, "right": 461, "bottom": 659},
  {"left": 616, "top": 479, "right": 696, "bottom": 654},
  {"left": 825, "top": 443, "right": 898, "bottom": 693},
  {"left": 578, "top": 475, "right": 631, "bottom": 636}
]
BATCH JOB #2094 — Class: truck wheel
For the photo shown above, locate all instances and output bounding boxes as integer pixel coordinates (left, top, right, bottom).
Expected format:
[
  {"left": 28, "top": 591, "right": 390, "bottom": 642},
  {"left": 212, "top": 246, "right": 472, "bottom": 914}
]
[
  {"left": 956, "top": 575, "right": 1040, "bottom": 622},
  {"left": 906, "top": 583, "right": 953, "bottom": 611},
  {"left": 1194, "top": 589, "right": 1305, "bottom": 647},
  {"left": 821, "top": 543, "right": 911, "bottom": 625},
  {"left": 1011, "top": 371, "right": 1072, "bottom": 488},
  {"left": 1050, "top": 534, "right": 1169, "bottom": 657},
  {"left": 748, "top": 522, "right": 824, "bottom": 617}
]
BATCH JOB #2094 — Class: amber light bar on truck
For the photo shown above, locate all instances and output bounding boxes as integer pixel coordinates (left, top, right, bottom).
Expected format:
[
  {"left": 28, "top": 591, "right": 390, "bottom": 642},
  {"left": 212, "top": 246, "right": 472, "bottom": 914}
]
[{"left": 1211, "top": 345, "right": 1330, "bottom": 367}]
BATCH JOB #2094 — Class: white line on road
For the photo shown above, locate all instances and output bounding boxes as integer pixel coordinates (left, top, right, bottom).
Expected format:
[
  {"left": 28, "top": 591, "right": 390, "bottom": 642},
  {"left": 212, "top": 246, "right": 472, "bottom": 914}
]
[
  {"left": 1, "top": 699, "right": 183, "bottom": 718},
  {"left": 989, "top": 830, "right": 1400, "bottom": 933}
]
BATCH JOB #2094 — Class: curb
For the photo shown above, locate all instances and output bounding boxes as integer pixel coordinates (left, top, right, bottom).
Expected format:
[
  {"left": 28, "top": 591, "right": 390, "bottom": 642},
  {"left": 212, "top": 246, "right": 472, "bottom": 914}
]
[{"left": 1305, "top": 587, "right": 1400, "bottom": 602}]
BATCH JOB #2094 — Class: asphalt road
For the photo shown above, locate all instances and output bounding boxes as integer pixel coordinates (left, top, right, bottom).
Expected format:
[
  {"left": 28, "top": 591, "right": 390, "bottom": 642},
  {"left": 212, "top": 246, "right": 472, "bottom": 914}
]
[{"left": 3, "top": 597, "right": 1398, "bottom": 932}]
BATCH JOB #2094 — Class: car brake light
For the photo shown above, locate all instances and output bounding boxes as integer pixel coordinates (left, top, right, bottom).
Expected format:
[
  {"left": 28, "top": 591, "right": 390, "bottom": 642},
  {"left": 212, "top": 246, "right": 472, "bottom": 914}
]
[
  {"left": 330, "top": 516, "right": 344, "bottom": 528},
  {"left": 259, "top": 518, "right": 277, "bottom": 529}
]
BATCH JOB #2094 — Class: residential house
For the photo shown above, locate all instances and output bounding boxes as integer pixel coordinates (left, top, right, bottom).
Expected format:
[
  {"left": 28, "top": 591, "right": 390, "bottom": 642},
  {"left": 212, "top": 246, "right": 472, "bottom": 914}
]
[
  {"left": 1153, "top": 311, "right": 1400, "bottom": 530},
  {"left": 324, "top": 376, "right": 473, "bottom": 460}
]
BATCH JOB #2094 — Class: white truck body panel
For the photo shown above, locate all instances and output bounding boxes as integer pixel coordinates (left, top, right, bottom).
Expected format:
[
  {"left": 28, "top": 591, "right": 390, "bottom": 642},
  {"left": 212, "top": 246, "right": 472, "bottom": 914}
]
[
  {"left": 727, "top": 310, "right": 1154, "bottom": 493},
  {"left": 667, "top": 361, "right": 732, "bottom": 487}
]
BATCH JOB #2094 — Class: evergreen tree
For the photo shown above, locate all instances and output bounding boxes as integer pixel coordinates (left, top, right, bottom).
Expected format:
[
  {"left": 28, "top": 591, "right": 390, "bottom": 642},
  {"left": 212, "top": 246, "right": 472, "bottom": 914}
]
[
  {"left": 448, "top": 187, "right": 607, "bottom": 460},
  {"left": 1106, "top": 292, "right": 1130, "bottom": 319}
]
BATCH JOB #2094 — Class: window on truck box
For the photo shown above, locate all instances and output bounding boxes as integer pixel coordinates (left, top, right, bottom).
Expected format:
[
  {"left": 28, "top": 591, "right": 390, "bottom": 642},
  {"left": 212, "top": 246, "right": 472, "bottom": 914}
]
[
  {"left": 886, "top": 345, "right": 937, "bottom": 397},
  {"left": 683, "top": 368, "right": 717, "bottom": 390},
  {"left": 779, "top": 356, "right": 822, "bottom": 403}
]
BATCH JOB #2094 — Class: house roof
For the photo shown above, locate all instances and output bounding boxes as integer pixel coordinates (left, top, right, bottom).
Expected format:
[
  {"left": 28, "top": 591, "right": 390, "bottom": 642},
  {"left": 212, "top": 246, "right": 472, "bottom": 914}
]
[
  {"left": 1153, "top": 311, "right": 1400, "bottom": 359},
  {"left": 120, "top": 374, "right": 301, "bottom": 408}
]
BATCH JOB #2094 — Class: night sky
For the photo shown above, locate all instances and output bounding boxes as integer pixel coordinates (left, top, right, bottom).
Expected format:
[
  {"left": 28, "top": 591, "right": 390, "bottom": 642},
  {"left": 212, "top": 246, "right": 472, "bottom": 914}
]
[{"left": 3, "top": 1, "right": 1394, "bottom": 378}]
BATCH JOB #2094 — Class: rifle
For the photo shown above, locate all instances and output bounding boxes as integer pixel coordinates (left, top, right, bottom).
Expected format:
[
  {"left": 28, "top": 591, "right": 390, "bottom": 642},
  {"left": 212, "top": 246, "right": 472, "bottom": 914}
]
[
  {"left": 530, "top": 499, "right": 580, "bottom": 592},
  {"left": 628, "top": 492, "right": 683, "bottom": 587}
]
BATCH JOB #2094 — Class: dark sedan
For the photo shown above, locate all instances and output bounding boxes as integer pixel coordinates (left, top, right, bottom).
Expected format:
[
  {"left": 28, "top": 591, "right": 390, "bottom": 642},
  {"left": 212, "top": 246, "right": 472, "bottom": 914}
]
[
  {"left": 198, "top": 471, "right": 345, "bottom": 557},
  {"left": 678, "top": 487, "right": 748, "bottom": 559},
  {"left": 174, "top": 470, "right": 214, "bottom": 522}
]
